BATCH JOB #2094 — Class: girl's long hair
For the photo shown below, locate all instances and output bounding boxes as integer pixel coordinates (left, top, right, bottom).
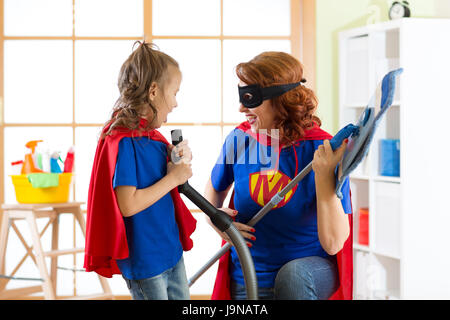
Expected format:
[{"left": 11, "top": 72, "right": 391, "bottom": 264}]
[
  {"left": 236, "top": 51, "right": 321, "bottom": 146},
  {"left": 102, "top": 41, "right": 179, "bottom": 138}
]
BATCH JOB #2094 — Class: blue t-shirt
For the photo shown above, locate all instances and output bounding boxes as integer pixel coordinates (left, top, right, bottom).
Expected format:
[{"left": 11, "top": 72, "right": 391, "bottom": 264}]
[
  {"left": 210, "top": 128, "right": 352, "bottom": 288},
  {"left": 113, "top": 137, "right": 182, "bottom": 280}
]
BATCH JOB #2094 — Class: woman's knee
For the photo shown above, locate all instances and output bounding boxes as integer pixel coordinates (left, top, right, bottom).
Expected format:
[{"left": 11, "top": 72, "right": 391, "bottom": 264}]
[
  {"left": 274, "top": 256, "right": 338, "bottom": 300},
  {"left": 274, "top": 258, "right": 316, "bottom": 300}
]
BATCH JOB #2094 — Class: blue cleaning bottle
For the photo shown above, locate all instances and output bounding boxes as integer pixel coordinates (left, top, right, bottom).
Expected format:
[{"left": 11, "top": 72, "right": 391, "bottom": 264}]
[{"left": 50, "top": 152, "right": 63, "bottom": 173}]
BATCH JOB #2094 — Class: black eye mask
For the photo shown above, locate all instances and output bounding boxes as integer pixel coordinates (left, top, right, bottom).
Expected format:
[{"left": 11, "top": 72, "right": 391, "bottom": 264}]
[{"left": 238, "top": 79, "right": 305, "bottom": 108}]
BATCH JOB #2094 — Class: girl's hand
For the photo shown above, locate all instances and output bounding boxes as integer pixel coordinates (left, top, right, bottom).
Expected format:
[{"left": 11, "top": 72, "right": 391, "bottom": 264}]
[
  {"left": 168, "top": 140, "right": 192, "bottom": 164},
  {"left": 167, "top": 160, "right": 193, "bottom": 186},
  {"left": 167, "top": 140, "right": 193, "bottom": 185},
  {"left": 211, "top": 208, "right": 256, "bottom": 247},
  {"left": 312, "top": 139, "right": 347, "bottom": 180}
]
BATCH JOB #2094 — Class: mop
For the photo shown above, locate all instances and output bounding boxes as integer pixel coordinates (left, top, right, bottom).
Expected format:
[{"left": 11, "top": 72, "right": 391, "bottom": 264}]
[{"left": 188, "top": 68, "right": 404, "bottom": 287}]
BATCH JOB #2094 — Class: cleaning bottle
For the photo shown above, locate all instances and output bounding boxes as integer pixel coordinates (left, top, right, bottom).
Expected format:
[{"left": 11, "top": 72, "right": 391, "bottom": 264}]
[
  {"left": 63, "top": 146, "right": 75, "bottom": 173},
  {"left": 50, "top": 151, "right": 63, "bottom": 173},
  {"left": 41, "top": 149, "right": 51, "bottom": 173},
  {"left": 35, "top": 141, "right": 51, "bottom": 172},
  {"left": 36, "top": 153, "right": 43, "bottom": 170},
  {"left": 35, "top": 141, "right": 48, "bottom": 171},
  {"left": 21, "top": 140, "right": 44, "bottom": 174},
  {"left": 11, "top": 160, "right": 23, "bottom": 175}
]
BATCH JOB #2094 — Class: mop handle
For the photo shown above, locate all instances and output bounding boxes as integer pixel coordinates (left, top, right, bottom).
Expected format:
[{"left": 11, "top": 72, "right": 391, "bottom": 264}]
[{"left": 188, "top": 124, "right": 358, "bottom": 287}]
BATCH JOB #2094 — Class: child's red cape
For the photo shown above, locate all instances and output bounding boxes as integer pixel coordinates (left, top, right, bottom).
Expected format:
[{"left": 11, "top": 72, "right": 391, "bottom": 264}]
[
  {"left": 211, "top": 121, "right": 353, "bottom": 300},
  {"left": 83, "top": 119, "right": 197, "bottom": 278}
]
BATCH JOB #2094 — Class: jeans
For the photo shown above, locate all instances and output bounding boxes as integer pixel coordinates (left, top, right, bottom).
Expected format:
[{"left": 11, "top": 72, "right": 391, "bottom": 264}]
[
  {"left": 122, "top": 256, "right": 190, "bottom": 300},
  {"left": 231, "top": 256, "right": 339, "bottom": 300}
]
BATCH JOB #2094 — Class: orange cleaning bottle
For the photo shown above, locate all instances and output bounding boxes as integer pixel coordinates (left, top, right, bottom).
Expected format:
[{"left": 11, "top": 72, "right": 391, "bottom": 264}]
[{"left": 21, "top": 140, "right": 44, "bottom": 174}]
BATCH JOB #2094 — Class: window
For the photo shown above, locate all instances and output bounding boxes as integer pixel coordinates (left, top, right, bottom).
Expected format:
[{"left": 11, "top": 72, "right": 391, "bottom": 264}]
[{"left": 0, "top": 0, "right": 312, "bottom": 297}]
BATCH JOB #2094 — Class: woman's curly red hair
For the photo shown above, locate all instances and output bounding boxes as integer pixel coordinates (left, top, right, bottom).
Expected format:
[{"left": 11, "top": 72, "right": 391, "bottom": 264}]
[{"left": 236, "top": 51, "right": 321, "bottom": 146}]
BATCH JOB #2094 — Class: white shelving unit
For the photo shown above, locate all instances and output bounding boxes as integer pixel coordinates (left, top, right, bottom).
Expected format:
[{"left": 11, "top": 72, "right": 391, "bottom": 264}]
[{"left": 339, "top": 18, "right": 450, "bottom": 300}]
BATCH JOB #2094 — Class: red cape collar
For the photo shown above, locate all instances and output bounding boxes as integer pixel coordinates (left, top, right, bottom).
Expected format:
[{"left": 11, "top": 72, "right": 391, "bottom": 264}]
[{"left": 236, "top": 121, "right": 333, "bottom": 146}]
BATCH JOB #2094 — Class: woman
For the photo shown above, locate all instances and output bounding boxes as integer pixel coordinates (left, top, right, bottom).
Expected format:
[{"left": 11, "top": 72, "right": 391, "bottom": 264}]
[{"left": 205, "top": 51, "right": 353, "bottom": 300}]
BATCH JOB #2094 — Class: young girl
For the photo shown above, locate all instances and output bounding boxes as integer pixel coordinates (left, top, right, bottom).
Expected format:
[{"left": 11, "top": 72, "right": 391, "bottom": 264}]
[{"left": 84, "top": 42, "right": 197, "bottom": 300}]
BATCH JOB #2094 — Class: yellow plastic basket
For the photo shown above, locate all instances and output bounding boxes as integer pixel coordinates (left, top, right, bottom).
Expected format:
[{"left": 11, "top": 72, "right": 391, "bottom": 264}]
[{"left": 10, "top": 173, "right": 73, "bottom": 204}]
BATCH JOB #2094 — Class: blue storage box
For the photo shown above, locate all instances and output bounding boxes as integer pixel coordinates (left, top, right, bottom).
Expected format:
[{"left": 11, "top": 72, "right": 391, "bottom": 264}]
[{"left": 379, "top": 139, "right": 400, "bottom": 177}]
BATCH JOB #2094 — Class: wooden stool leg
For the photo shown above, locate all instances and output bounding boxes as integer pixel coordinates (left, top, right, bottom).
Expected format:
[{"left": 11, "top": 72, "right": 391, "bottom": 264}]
[
  {"left": 50, "top": 215, "right": 59, "bottom": 294},
  {"left": 73, "top": 207, "right": 113, "bottom": 299},
  {"left": 73, "top": 208, "right": 86, "bottom": 238},
  {"left": 0, "top": 212, "right": 10, "bottom": 290},
  {"left": 26, "top": 213, "right": 56, "bottom": 300}
]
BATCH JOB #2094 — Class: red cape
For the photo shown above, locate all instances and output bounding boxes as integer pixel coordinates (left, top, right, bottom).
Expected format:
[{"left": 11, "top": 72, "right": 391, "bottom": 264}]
[
  {"left": 83, "top": 120, "right": 197, "bottom": 278},
  {"left": 211, "top": 121, "right": 353, "bottom": 300}
]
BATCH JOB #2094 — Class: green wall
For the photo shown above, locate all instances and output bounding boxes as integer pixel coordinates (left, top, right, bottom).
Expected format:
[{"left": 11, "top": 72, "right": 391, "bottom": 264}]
[{"left": 315, "top": 0, "right": 441, "bottom": 133}]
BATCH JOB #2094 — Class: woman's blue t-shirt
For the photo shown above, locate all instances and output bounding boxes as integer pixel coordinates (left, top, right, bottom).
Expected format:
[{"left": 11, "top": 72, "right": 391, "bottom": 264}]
[
  {"left": 113, "top": 137, "right": 182, "bottom": 280},
  {"left": 210, "top": 128, "right": 352, "bottom": 288}
]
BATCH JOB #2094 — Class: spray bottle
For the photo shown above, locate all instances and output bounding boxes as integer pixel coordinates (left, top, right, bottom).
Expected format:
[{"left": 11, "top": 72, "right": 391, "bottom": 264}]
[
  {"left": 21, "top": 140, "right": 44, "bottom": 174},
  {"left": 63, "top": 146, "right": 75, "bottom": 173},
  {"left": 11, "top": 160, "right": 23, "bottom": 175},
  {"left": 50, "top": 151, "right": 63, "bottom": 173}
]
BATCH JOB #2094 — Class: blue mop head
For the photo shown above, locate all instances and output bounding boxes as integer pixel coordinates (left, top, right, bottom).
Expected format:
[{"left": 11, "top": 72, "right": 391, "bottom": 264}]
[{"left": 335, "top": 68, "right": 404, "bottom": 199}]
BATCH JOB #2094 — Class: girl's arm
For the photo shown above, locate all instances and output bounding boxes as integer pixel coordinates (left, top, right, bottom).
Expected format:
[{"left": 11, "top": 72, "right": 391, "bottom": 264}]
[
  {"left": 115, "top": 143, "right": 193, "bottom": 217},
  {"left": 312, "top": 140, "right": 350, "bottom": 255},
  {"left": 114, "top": 168, "right": 183, "bottom": 217}
]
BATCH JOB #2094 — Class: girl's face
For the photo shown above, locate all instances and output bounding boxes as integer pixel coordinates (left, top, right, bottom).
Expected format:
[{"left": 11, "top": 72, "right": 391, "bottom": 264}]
[
  {"left": 238, "top": 81, "right": 276, "bottom": 133},
  {"left": 149, "top": 65, "right": 182, "bottom": 128}
]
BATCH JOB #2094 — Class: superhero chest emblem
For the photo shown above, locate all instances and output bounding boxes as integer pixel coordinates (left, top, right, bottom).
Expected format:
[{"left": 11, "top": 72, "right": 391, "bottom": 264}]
[{"left": 249, "top": 170, "right": 297, "bottom": 208}]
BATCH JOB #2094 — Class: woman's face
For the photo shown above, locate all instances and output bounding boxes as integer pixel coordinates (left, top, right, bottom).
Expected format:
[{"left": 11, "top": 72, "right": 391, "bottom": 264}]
[
  {"left": 149, "top": 65, "right": 182, "bottom": 128},
  {"left": 238, "top": 81, "right": 276, "bottom": 133}
]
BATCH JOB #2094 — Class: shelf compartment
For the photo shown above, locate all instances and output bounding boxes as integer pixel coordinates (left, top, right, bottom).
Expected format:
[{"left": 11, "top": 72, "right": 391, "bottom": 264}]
[
  {"left": 368, "top": 254, "right": 401, "bottom": 300},
  {"left": 350, "top": 179, "right": 369, "bottom": 246},
  {"left": 370, "top": 105, "right": 400, "bottom": 178},
  {"left": 353, "top": 250, "right": 371, "bottom": 299},
  {"left": 354, "top": 251, "right": 400, "bottom": 300},
  {"left": 344, "top": 34, "right": 370, "bottom": 106},
  {"left": 373, "top": 181, "right": 401, "bottom": 259},
  {"left": 372, "top": 26, "right": 401, "bottom": 102}
]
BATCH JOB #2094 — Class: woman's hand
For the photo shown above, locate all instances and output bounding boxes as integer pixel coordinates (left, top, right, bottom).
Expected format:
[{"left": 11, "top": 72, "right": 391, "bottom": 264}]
[
  {"left": 208, "top": 208, "right": 256, "bottom": 247},
  {"left": 202, "top": 179, "right": 255, "bottom": 246},
  {"left": 312, "top": 139, "right": 347, "bottom": 180}
]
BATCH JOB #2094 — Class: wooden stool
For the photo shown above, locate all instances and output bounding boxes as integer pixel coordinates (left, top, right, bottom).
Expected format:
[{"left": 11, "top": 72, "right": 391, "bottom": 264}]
[{"left": 0, "top": 202, "right": 113, "bottom": 300}]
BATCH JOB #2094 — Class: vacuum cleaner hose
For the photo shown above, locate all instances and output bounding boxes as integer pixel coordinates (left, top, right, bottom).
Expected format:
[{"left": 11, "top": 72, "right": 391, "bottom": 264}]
[
  {"left": 171, "top": 129, "right": 258, "bottom": 300},
  {"left": 223, "top": 223, "right": 258, "bottom": 300},
  {"left": 177, "top": 181, "right": 258, "bottom": 300}
]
